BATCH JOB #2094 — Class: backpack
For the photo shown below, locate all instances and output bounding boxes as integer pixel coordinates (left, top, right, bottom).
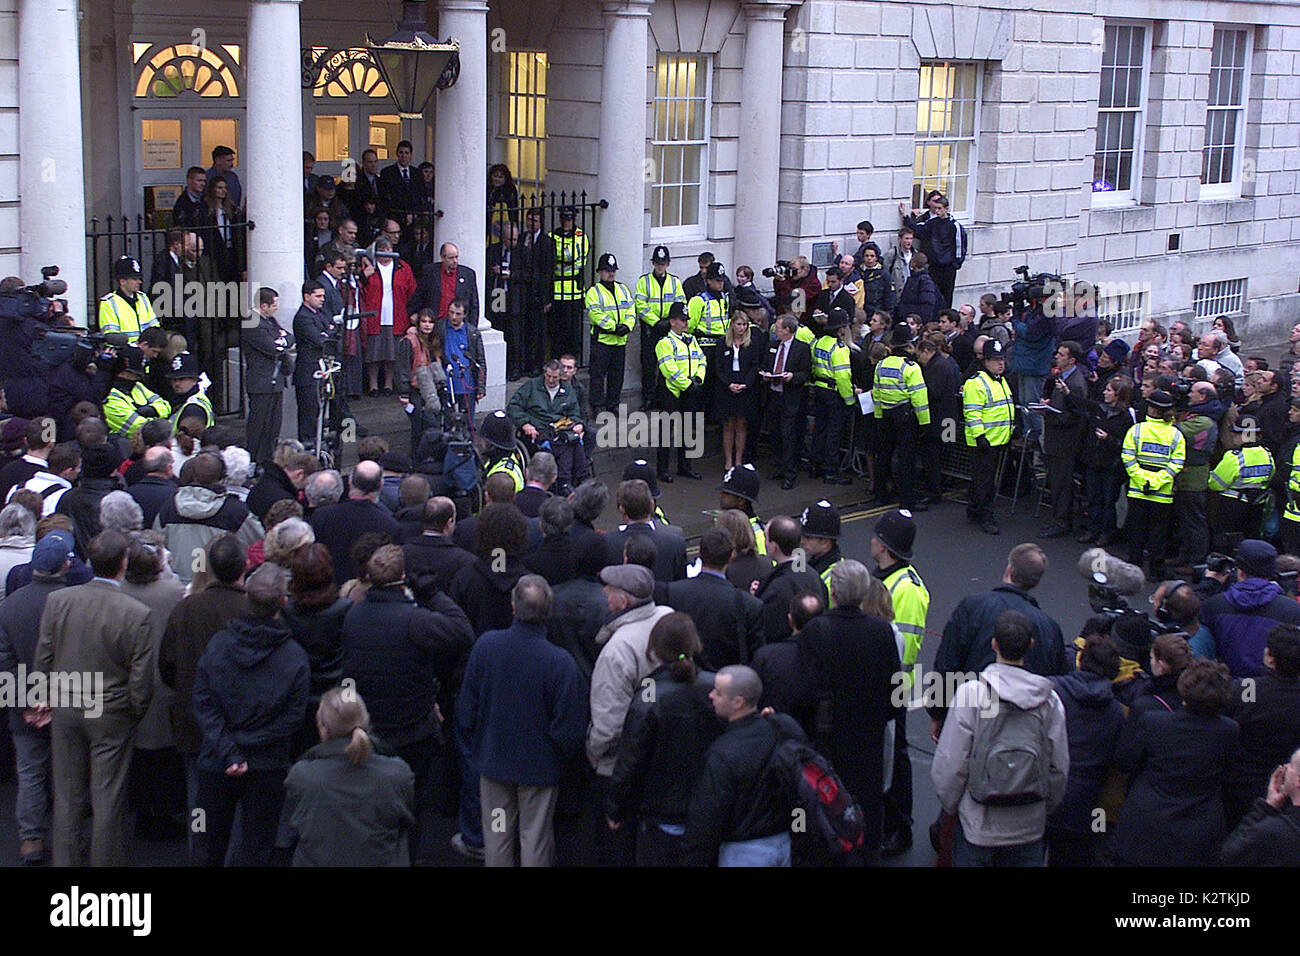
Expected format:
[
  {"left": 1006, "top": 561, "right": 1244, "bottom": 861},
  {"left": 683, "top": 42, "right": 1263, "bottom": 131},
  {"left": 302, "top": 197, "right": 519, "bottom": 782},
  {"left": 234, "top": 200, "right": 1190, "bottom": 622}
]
[
  {"left": 763, "top": 716, "right": 865, "bottom": 857},
  {"left": 966, "top": 677, "right": 1052, "bottom": 807}
]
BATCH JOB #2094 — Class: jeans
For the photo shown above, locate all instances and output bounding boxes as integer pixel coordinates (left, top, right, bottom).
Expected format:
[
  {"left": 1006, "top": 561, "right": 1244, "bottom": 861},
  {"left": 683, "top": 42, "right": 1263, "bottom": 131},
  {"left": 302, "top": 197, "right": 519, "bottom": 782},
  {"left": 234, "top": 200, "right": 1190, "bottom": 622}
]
[
  {"left": 455, "top": 725, "right": 484, "bottom": 848},
  {"left": 194, "top": 766, "right": 287, "bottom": 867},
  {"left": 11, "top": 724, "right": 51, "bottom": 842},
  {"left": 1083, "top": 465, "right": 1122, "bottom": 537},
  {"left": 718, "top": 831, "right": 792, "bottom": 867},
  {"left": 953, "top": 824, "right": 1045, "bottom": 867}
]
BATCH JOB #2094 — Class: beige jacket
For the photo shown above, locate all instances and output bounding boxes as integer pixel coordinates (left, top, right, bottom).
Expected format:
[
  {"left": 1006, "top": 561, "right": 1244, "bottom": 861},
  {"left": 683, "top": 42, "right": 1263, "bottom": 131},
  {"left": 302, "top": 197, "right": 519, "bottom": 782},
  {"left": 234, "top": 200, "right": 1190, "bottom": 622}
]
[{"left": 586, "top": 600, "right": 673, "bottom": 776}]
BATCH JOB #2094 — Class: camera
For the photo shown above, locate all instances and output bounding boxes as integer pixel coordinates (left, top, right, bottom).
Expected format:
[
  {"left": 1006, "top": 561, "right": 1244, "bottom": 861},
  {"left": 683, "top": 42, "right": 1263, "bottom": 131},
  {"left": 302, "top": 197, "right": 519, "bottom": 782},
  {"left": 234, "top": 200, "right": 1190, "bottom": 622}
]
[
  {"left": 1004, "top": 265, "right": 1066, "bottom": 314},
  {"left": 762, "top": 260, "right": 794, "bottom": 280}
]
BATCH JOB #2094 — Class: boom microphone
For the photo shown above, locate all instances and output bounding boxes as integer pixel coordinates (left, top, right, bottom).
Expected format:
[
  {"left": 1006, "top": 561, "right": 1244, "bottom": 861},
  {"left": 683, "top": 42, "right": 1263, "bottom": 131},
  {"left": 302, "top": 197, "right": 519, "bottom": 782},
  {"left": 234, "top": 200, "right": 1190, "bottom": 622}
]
[{"left": 1077, "top": 547, "right": 1145, "bottom": 595}]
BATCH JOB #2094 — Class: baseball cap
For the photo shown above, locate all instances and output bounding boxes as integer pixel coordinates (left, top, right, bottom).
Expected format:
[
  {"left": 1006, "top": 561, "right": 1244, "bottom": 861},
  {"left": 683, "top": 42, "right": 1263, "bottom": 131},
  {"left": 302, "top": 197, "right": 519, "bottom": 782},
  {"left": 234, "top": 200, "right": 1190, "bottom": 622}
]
[{"left": 31, "top": 530, "right": 75, "bottom": 574}]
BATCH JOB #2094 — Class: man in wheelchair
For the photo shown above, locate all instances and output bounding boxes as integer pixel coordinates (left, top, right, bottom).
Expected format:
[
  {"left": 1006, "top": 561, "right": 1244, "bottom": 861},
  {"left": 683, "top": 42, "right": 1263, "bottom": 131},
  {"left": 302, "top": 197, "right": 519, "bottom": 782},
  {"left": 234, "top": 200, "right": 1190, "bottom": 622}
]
[{"left": 507, "top": 358, "right": 592, "bottom": 495}]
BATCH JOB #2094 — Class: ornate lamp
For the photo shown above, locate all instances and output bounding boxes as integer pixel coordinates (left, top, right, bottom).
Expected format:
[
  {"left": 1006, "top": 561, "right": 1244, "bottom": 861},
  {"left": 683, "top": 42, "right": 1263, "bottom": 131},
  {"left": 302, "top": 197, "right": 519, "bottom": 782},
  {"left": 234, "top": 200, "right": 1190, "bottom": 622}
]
[{"left": 365, "top": 0, "right": 460, "bottom": 119}]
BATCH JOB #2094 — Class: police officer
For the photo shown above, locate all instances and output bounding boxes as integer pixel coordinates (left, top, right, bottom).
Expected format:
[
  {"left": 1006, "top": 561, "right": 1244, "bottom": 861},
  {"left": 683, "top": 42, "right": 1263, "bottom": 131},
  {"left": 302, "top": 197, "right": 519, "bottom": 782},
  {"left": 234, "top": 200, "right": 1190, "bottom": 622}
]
[
  {"left": 799, "top": 498, "right": 843, "bottom": 605},
  {"left": 655, "top": 302, "right": 705, "bottom": 482},
  {"left": 870, "top": 508, "right": 929, "bottom": 857},
  {"left": 478, "top": 409, "right": 524, "bottom": 492},
  {"left": 873, "top": 322, "right": 931, "bottom": 511},
  {"left": 1282, "top": 398, "right": 1300, "bottom": 556},
  {"left": 634, "top": 245, "right": 685, "bottom": 411},
  {"left": 1121, "top": 389, "right": 1186, "bottom": 576},
  {"left": 544, "top": 206, "right": 589, "bottom": 360},
  {"left": 166, "top": 350, "right": 215, "bottom": 430},
  {"left": 962, "top": 338, "right": 1014, "bottom": 535},
  {"left": 687, "top": 260, "right": 732, "bottom": 407},
  {"left": 97, "top": 256, "right": 160, "bottom": 345},
  {"left": 810, "top": 307, "right": 855, "bottom": 485},
  {"left": 585, "top": 253, "right": 636, "bottom": 415},
  {"left": 718, "top": 463, "right": 766, "bottom": 556},
  {"left": 623, "top": 458, "right": 670, "bottom": 525},
  {"left": 1209, "top": 414, "right": 1275, "bottom": 543},
  {"left": 102, "top": 345, "right": 171, "bottom": 439}
]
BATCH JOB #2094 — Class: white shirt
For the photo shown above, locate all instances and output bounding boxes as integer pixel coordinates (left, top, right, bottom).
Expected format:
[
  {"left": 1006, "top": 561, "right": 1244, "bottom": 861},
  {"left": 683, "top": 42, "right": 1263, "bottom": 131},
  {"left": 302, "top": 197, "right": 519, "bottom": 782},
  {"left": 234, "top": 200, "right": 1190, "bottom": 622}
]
[
  {"left": 378, "top": 259, "right": 395, "bottom": 327},
  {"left": 21, "top": 471, "right": 72, "bottom": 516}
]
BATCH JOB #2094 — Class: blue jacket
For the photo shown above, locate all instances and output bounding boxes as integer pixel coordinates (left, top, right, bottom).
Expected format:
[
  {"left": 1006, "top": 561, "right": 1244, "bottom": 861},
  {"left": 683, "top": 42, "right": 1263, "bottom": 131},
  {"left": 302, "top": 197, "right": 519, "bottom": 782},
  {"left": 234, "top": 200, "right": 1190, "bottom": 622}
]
[
  {"left": 1009, "top": 308, "right": 1055, "bottom": 376},
  {"left": 192, "top": 617, "right": 310, "bottom": 772},
  {"left": 1203, "top": 578, "right": 1300, "bottom": 678},
  {"left": 456, "top": 620, "right": 588, "bottom": 786},
  {"left": 1046, "top": 670, "right": 1124, "bottom": 835}
]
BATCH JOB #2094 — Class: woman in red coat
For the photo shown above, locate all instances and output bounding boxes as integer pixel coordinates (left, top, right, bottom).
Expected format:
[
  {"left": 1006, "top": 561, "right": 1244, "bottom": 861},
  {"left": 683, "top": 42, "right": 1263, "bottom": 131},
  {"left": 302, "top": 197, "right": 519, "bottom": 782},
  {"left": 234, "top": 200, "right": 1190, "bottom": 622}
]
[{"left": 359, "top": 238, "right": 417, "bottom": 395}]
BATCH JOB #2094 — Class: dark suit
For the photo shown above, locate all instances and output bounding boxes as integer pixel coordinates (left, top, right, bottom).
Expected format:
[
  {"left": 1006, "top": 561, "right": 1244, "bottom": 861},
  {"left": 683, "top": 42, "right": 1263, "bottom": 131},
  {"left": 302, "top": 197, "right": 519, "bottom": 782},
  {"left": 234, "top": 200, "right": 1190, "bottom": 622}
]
[
  {"left": 762, "top": 336, "right": 812, "bottom": 479},
  {"left": 378, "top": 163, "right": 421, "bottom": 223},
  {"left": 316, "top": 271, "right": 345, "bottom": 320},
  {"left": 514, "top": 484, "right": 550, "bottom": 519},
  {"left": 515, "top": 228, "right": 550, "bottom": 374},
  {"left": 172, "top": 191, "right": 209, "bottom": 229},
  {"left": 403, "top": 532, "right": 477, "bottom": 603},
  {"left": 603, "top": 520, "right": 687, "bottom": 582},
  {"left": 243, "top": 314, "right": 294, "bottom": 466},
  {"left": 411, "top": 263, "right": 480, "bottom": 326},
  {"left": 662, "top": 570, "right": 763, "bottom": 670},
  {"left": 149, "top": 250, "right": 185, "bottom": 301},
  {"left": 293, "top": 304, "right": 338, "bottom": 443}
]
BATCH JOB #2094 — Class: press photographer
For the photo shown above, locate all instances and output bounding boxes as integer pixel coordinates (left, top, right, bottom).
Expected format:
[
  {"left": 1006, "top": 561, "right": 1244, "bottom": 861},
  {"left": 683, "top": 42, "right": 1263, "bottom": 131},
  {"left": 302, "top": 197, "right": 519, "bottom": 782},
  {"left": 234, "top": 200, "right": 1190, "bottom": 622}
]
[{"left": 768, "top": 256, "right": 820, "bottom": 321}]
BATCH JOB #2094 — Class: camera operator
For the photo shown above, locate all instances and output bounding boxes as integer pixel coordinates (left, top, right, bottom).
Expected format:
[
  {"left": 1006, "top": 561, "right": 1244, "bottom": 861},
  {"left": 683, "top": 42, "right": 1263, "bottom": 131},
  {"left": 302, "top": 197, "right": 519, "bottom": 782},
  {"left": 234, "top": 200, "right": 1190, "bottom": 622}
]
[
  {"left": 1171, "top": 381, "right": 1222, "bottom": 573},
  {"left": 97, "top": 256, "right": 160, "bottom": 345},
  {"left": 768, "top": 257, "right": 820, "bottom": 323},
  {"left": 0, "top": 267, "right": 73, "bottom": 419},
  {"left": 1200, "top": 540, "right": 1300, "bottom": 678}
]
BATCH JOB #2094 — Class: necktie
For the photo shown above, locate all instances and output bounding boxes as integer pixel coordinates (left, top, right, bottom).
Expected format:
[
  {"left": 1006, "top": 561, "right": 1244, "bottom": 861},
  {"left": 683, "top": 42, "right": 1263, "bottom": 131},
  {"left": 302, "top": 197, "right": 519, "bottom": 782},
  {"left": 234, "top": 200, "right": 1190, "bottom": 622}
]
[
  {"left": 402, "top": 168, "right": 409, "bottom": 184},
  {"left": 774, "top": 342, "right": 787, "bottom": 375}
]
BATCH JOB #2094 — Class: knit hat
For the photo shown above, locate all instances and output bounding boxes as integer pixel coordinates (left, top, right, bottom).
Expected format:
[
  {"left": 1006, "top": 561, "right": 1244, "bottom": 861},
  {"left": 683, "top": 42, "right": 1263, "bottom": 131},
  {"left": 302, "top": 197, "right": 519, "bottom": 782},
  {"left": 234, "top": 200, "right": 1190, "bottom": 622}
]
[
  {"left": 1236, "top": 539, "right": 1277, "bottom": 579},
  {"left": 1103, "top": 339, "right": 1130, "bottom": 365},
  {"left": 0, "top": 417, "right": 29, "bottom": 454}
]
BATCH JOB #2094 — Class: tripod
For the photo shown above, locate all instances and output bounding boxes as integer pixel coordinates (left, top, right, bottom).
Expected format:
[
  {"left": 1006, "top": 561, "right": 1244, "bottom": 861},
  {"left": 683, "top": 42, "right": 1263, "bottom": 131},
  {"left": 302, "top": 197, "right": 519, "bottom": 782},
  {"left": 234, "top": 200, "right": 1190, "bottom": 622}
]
[{"left": 313, "top": 336, "right": 345, "bottom": 469}]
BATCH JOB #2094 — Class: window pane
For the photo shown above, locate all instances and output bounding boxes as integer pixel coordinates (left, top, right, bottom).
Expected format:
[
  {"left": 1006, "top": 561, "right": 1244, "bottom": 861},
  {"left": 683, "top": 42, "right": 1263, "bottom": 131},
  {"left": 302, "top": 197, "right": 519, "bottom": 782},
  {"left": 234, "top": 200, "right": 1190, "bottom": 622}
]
[
  {"left": 314, "top": 115, "right": 350, "bottom": 162},
  {"left": 200, "top": 118, "right": 238, "bottom": 169},
  {"left": 680, "top": 185, "right": 700, "bottom": 226},
  {"left": 682, "top": 144, "right": 701, "bottom": 183},
  {"left": 368, "top": 114, "right": 400, "bottom": 158},
  {"left": 141, "top": 118, "right": 182, "bottom": 169}
]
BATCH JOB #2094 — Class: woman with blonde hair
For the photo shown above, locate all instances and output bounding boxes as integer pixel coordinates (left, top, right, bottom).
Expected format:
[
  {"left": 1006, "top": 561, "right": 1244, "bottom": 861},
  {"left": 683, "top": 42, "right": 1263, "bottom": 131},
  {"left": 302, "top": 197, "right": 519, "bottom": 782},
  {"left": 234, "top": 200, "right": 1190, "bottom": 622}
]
[
  {"left": 282, "top": 686, "right": 416, "bottom": 866},
  {"left": 262, "top": 516, "right": 315, "bottom": 567},
  {"left": 713, "top": 310, "right": 766, "bottom": 470}
]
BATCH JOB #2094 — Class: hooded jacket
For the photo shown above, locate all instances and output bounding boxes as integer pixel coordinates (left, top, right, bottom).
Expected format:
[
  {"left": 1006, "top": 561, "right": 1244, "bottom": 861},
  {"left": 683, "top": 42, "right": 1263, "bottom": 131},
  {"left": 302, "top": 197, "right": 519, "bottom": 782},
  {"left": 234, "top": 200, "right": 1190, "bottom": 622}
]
[
  {"left": 447, "top": 555, "right": 527, "bottom": 636},
  {"left": 192, "top": 616, "right": 310, "bottom": 772},
  {"left": 1202, "top": 578, "right": 1300, "bottom": 677},
  {"left": 586, "top": 599, "right": 673, "bottom": 775},
  {"left": 155, "top": 485, "right": 264, "bottom": 584},
  {"left": 1174, "top": 400, "right": 1223, "bottom": 491},
  {"left": 1009, "top": 308, "right": 1055, "bottom": 377},
  {"left": 931, "top": 662, "right": 1069, "bottom": 847},
  {"left": 1046, "top": 670, "right": 1124, "bottom": 835}
]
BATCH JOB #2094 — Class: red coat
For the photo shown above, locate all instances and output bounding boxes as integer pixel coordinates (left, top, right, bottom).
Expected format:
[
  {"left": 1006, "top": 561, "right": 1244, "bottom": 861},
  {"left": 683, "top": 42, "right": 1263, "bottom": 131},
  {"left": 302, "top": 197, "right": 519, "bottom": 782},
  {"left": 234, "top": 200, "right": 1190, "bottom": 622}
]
[{"left": 360, "top": 258, "right": 417, "bottom": 337}]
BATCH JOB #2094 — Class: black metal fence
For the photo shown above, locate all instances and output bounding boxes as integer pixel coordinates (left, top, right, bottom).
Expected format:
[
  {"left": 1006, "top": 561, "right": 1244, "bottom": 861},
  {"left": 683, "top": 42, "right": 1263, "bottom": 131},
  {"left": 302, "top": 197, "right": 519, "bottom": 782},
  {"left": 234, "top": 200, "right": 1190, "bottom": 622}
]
[{"left": 86, "top": 216, "right": 252, "bottom": 416}]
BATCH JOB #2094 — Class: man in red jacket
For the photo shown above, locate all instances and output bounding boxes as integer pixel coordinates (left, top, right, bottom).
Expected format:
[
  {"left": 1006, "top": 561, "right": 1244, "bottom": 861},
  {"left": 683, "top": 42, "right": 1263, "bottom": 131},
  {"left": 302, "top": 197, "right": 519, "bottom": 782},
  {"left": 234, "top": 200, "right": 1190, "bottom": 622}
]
[{"left": 772, "top": 257, "right": 822, "bottom": 326}]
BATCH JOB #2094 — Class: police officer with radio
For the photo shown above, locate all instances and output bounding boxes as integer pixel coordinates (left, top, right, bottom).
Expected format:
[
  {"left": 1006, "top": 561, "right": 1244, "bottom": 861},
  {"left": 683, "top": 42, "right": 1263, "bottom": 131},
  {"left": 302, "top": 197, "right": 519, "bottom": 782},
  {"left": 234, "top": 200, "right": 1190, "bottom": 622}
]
[
  {"left": 97, "top": 257, "right": 160, "bottom": 345},
  {"left": 963, "top": 338, "right": 1015, "bottom": 535},
  {"left": 1121, "top": 389, "right": 1187, "bottom": 577},
  {"left": 103, "top": 345, "right": 171, "bottom": 439},
  {"left": 544, "top": 206, "right": 590, "bottom": 360},
  {"left": 634, "top": 245, "right": 685, "bottom": 412},
  {"left": 1209, "top": 415, "right": 1275, "bottom": 543},
  {"left": 809, "top": 308, "right": 855, "bottom": 485},
  {"left": 799, "top": 499, "right": 844, "bottom": 605},
  {"left": 166, "top": 351, "right": 215, "bottom": 430},
  {"left": 687, "top": 261, "right": 733, "bottom": 407},
  {"left": 873, "top": 323, "right": 931, "bottom": 511},
  {"left": 717, "top": 463, "right": 766, "bottom": 556},
  {"left": 655, "top": 302, "right": 706, "bottom": 482},
  {"left": 585, "top": 253, "right": 636, "bottom": 415},
  {"left": 478, "top": 409, "right": 525, "bottom": 492}
]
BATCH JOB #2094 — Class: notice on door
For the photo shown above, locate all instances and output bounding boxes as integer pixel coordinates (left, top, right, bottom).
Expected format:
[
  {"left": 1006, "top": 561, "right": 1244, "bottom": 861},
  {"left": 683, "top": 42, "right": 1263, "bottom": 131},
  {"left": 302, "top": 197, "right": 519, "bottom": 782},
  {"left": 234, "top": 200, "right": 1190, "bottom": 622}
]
[{"left": 143, "top": 138, "right": 182, "bottom": 169}]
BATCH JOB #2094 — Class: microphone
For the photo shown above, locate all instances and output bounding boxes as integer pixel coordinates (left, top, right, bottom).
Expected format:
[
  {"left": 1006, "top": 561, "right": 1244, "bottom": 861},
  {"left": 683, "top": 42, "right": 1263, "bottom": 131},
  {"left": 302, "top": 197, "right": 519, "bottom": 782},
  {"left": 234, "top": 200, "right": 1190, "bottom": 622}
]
[{"left": 1078, "top": 547, "right": 1144, "bottom": 596}]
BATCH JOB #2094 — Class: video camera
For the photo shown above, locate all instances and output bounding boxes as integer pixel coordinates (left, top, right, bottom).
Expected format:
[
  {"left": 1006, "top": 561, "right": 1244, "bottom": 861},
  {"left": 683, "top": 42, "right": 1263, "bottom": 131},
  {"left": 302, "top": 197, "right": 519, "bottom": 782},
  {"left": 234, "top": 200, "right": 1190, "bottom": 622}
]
[
  {"left": 762, "top": 260, "right": 795, "bottom": 281},
  {"left": 1079, "top": 548, "right": 1186, "bottom": 640},
  {"left": 1002, "top": 265, "right": 1066, "bottom": 314},
  {"left": 0, "top": 265, "right": 69, "bottom": 322}
]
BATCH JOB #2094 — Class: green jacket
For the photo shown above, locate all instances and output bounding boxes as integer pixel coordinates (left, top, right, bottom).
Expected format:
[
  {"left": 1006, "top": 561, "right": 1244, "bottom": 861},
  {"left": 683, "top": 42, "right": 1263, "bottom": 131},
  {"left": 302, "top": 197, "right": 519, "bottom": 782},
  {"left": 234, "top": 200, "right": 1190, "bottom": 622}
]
[
  {"left": 1174, "top": 413, "right": 1217, "bottom": 491},
  {"left": 506, "top": 375, "right": 584, "bottom": 431}
]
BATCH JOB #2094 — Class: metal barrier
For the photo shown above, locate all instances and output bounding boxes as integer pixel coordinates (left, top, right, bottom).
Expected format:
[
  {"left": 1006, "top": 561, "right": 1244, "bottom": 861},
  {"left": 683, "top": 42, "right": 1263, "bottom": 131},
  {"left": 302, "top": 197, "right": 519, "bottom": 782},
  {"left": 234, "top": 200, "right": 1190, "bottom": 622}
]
[{"left": 86, "top": 216, "right": 251, "bottom": 416}]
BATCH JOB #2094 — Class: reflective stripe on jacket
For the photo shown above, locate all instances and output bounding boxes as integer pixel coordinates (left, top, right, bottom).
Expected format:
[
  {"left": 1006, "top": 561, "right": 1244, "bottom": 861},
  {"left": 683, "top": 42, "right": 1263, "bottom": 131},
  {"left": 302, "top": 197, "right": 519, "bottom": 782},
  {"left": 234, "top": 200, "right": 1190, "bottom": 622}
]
[
  {"left": 962, "top": 370, "right": 1014, "bottom": 446},
  {"left": 1121, "top": 420, "right": 1186, "bottom": 504}
]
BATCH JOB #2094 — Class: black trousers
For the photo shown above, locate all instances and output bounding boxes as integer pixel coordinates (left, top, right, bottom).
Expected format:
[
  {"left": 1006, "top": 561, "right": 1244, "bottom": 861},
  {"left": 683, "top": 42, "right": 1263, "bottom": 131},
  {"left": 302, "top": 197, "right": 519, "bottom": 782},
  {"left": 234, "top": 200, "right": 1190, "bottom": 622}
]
[
  {"left": 502, "top": 312, "right": 524, "bottom": 378},
  {"left": 392, "top": 733, "right": 440, "bottom": 864},
  {"left": 588, "top": 340, "right": 627, "bottom": 413},
  {"left": 1210, "top": 494, "right": 1265, "bottom": 546},
  {"left": 1126, "top": 496, "right": 1172, "bottom": 569},
  {"left": 967, "top": 442, "right": 1002, "bottom": 522},
  {"left": 639, "top": 325, "right": 666, "bottom": 410},
  {"left": 548, "top": 300, "right": 583, "bottom": 362},
  {"left": 1283, "top": 518, "right": 1300, "bottom": 557},
  {"left": 811, "top": 388, "right": 848, "bottom": 476},
  {"left": 1044, "top": 452, "right": 1078, "bottom": 525},
  {"left": 194, "top": 767, "right": 287, "bottom": 867},
  {"left": 245, "top": 391, "right": 283, "bottom": 467},
  {"left": 919, "top": 422, "right": 946, "bottom": 497},
  {"left": 929, "top": 263, "right": 957, "bottom": 310},
  {"left": 657, "top": 384, "right": 699, "bottom": 475},
  {"left": 882, "top": 716, "right": 913, "bottom": 837},
  {"left": 766, "top": 389, "right": 802, "bottom": 478},
  {"left": 876, "top": 405, "right": 919, "bottom": 507},
  {"left": 1174, "top": 489, "right": 1210, "bottom": 565}
]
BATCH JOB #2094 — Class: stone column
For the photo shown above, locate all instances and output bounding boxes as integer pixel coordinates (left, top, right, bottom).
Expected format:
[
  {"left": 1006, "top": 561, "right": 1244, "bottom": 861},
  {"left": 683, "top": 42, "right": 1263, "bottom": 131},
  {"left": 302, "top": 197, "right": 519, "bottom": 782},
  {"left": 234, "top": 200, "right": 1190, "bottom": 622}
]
[
  {"left": 246, "top": 0, "right": 305, "bottom": 437},
  {"left": 733, "top": 0, "right": 788, "bottom": 274},
  {"left": 595, "top": 0, "right": 653, "bottom": 399},
  {"left": 437, "top": 0, "right": 506, "bottom": 412},
  {"left": 19, "top": 0, "right": 87, "bottom": 312}
]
